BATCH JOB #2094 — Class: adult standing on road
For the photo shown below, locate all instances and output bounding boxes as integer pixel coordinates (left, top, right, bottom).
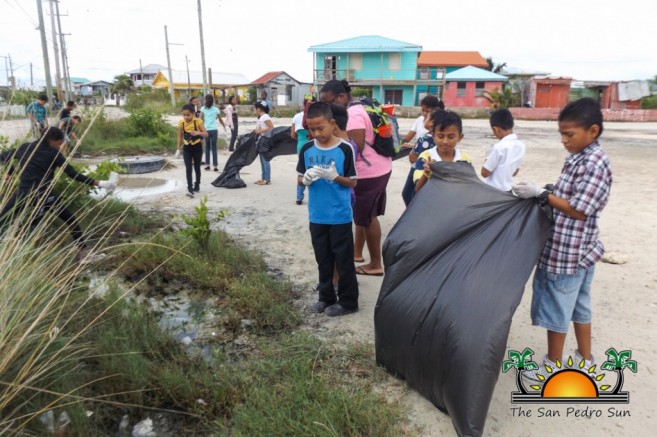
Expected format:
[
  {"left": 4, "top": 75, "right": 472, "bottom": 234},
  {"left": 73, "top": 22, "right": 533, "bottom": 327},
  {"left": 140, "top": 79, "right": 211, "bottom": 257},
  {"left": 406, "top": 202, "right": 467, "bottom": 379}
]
[
  {"left": 320, "top": 80, "right": 392, "bottom": 276},
  {"left": 224, "top": 95, "right": 239, "bottom": 152},
  {"left": 200, "top": 94, "right": 227, "bottom": 172}
]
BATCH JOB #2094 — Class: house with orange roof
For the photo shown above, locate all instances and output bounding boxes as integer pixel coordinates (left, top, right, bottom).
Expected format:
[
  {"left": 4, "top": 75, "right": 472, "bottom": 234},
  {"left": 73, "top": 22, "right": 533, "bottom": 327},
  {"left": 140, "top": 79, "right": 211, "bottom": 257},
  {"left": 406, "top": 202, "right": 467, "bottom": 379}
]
[
  {"left": 416, "top": 51, "right": 488, "bottom": 104},
  {"left": 251, "top": 71, "right": 311, "bottom": 107}
]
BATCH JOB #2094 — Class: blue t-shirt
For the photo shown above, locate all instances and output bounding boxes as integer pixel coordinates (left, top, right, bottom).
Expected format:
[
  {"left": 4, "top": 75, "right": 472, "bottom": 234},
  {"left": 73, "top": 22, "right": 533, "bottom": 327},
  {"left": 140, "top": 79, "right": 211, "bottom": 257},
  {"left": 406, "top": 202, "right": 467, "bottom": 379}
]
[
  {"left": 412, "top": 134, "right": 436, "bottom": 170},
  {"left": 297, "top": 139, "right": 357, "bottom": 225},
  {"left": 201, "top": 106, "right": 221, "bottom": 131}
]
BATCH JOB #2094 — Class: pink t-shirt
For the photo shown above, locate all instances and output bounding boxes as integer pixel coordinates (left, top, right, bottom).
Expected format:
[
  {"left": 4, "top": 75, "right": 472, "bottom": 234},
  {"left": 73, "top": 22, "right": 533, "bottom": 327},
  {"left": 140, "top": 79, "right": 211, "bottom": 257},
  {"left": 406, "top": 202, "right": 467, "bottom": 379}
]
[{"left": 346, "top": 104, "right": 392, "bottom": 179}]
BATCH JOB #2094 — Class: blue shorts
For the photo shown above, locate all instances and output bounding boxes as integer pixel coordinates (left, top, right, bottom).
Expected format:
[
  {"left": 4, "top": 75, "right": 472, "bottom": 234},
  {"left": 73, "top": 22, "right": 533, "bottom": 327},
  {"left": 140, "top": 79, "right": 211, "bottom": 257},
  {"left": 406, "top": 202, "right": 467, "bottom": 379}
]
[{"left": 531, "top": 266, "right": 595, "bottom": 333}]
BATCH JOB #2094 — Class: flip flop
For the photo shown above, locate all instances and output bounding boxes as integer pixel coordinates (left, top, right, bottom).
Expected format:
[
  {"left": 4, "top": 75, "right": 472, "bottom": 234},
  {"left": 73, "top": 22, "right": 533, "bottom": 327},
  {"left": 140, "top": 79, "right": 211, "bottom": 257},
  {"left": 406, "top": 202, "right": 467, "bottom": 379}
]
[
  {"left": 355, "top": 266, "right": 383, "bottom": 277},
  {"left": 354, "top": 257, "right": 365, "bottom": 263}
]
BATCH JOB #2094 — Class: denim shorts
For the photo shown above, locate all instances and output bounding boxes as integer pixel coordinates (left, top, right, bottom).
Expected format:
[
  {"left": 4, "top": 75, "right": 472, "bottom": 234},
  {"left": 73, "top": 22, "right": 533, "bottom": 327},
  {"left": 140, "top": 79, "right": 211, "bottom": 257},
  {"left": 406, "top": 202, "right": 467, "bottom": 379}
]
[{"left": 531, "top": 266, "right": 595, "bottom": 333}]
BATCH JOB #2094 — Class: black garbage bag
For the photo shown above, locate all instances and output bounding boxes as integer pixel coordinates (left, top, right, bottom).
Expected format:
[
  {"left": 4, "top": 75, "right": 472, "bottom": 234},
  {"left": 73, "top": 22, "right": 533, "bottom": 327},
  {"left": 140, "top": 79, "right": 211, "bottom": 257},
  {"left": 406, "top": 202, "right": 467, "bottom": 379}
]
[
  {"left": 256, "top": 126, "right": 298, "bottom": 161},
  {"left": 374, "top": 161, "right": 552, "bottom": 437},
  {"left": 211, "top": 132, "right": 259, "bottom": 189}
]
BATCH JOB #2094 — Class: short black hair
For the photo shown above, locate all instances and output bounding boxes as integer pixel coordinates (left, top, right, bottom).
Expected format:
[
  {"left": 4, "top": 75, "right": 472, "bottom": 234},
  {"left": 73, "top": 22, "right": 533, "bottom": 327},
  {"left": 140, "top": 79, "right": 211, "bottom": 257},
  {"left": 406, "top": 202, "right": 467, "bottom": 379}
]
[
  {"left": 320, "top": 79, "right": 351, "bottom": 98},
  {"left": 490, "top": 108, "right": 514, "bottom": 130},
  {"left": 38, "top": 94, "right": 49, "bottom": 102},
  {"left": 420, "top": 95, "right": 443, "bottom": 110},
  {"left": 431, "top": 110, "right": 463, "bottom": 134},
  {"left": 559, "top": 98, "right": 604, "bottom": 138},
  {"left": 41, "top": 126, "right": 64, "bottom": 142},
  {"left": 66, "top": 100, "right": 76, "bottom": 107},
  {"left": 330, "top": 103, "right": 348, "bottom": 130},
  {"left": 254, "top": 101, "right": 270, "bottom": 114},
  {"left": 306, "top": 102, "right": 333, "bottom": 122},
  {"left": 181, "top": 103, "right": 195, "bottom": 113}
]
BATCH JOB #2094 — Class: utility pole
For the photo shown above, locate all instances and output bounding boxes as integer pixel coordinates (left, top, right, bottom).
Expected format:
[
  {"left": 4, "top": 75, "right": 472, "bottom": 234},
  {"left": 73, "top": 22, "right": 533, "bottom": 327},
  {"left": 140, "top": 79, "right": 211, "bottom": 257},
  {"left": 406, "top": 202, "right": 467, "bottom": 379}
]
[
  {"left": 30, "top": 63, "right": 34, "bottom": 86},
  {"left": 36, "top": 0, "right": 53, "bottom": 101},
  {"left": 196, "top": 0, "right": 208, "bottom": 96},
  {"left": 185, "top": 55, "right": 192, "bottom": 98},
  {"left": 54, "top": 0, "right": 71, "bottom": 101},
  {"left": 164, "top": 25, "right": 180, "bottom": 110},
  {"left": 48, "top": 0, "right": 63, "bottom": 101},
  {"left": 139, "top": 59, "right": 143, "bottom": 87}
]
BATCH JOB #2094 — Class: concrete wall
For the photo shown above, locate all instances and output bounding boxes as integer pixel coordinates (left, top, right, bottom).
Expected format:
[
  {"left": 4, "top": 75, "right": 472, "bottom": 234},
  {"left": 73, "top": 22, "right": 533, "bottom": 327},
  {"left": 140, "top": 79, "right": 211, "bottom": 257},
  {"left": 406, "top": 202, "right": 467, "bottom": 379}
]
[{"left": 510, "top": 107, "right": 657, "bottom": 122}]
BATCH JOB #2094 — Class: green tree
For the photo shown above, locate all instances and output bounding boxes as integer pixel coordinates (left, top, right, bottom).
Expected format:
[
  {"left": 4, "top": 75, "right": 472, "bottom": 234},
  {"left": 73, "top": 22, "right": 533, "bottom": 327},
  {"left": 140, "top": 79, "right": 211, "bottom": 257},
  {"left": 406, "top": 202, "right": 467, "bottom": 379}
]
[
  {"left": 601, "top": 348, "right": 637, "bottom": 394},
  {"left": 502, "top": 348, "right": 538, "bottom": 394},
  {"left": 111, "top": 74, "right": 134, "bottom": 106}
]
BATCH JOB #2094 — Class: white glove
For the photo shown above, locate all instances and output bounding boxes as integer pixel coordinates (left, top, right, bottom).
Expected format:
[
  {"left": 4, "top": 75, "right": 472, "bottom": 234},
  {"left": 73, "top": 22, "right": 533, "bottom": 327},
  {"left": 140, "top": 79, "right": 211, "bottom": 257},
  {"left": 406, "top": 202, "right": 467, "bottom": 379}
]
[
  {"left": 302, "top": 167, "right": 322, "bottom": 186},
  {"left": 512, "top": 181, "right": 545, "bottom": 199},
  {"left": 98, "top": 180, "right": 117, "bottom": 191},
  {"left": 175, "top": 149, "right": 181, "bottom": 159},
  {"left": 315, "top": 162, "right": 339, "bottom": 181}
]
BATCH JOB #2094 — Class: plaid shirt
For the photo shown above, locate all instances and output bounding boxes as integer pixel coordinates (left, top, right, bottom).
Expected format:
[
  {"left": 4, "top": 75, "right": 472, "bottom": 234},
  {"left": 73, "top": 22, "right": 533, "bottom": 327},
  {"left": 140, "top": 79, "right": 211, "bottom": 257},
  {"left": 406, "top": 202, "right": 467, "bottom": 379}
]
[{"left": 538, "top": 141, "right": 612, "bottom": 274}]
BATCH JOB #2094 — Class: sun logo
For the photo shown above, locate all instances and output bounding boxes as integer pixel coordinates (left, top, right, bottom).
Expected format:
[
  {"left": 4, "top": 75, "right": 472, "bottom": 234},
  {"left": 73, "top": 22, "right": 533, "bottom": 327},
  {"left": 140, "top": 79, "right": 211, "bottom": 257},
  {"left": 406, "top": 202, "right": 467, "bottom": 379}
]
[{"left": 503, "top": 347, "right": 637, "bottom": 404}]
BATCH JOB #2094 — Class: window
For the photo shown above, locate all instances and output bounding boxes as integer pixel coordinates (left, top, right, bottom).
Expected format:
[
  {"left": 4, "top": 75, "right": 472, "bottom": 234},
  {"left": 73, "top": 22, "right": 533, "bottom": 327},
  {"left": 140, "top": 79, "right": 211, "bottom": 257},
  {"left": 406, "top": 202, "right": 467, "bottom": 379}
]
[
  {"left": 388, "top": 53, "right": 400, "bottom": 71},
  {"left": 350, "top": 53, "right": 362, "bottom": 70},
  {"left": 457, "top": 82, "right": 467, "bottom": 97},
  {"left": 384, "top": 89, "right": 403, "bottom": 105},
  {"left": 475, "top": 82, "right": 485, "bottom": 97},
  {"left": 419, "top": 67, "right": 429, "bottom": 80}
]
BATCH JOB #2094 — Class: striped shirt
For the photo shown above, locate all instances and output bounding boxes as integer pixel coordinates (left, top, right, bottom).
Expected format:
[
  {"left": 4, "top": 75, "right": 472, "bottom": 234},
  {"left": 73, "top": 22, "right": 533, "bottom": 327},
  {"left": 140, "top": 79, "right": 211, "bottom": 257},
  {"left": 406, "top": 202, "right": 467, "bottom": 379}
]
[{"left": 538, "top": 141, "right": 612, "bottom": 274}]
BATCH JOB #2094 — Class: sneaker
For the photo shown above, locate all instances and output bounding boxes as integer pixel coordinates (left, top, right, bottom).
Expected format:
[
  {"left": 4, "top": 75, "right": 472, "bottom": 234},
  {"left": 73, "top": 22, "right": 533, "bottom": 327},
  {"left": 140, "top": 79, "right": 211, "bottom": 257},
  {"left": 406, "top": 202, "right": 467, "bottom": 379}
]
[
  {"left": 325, "top": 303, "right": 358, "bottom": 317},
  {"left": 523, "top": 355, "right": 560, "bottom": 382},
  {"left": 193, "top": 182, "right": 200, "bottom": 192},
  {"left": 574, "top": 350, "right": 598, "bottom": 375},
  {"left": 296, "top": 200, "right": 303, "bottom": 205},
  {"left": 186, "top": 187, "right": 194, "bottom": 198},
  {"left": 307, "top": 301, "right": 331, "bottom": 313},
  {"left": 214, "top": 167, "right": 219, "bottom": 172}
]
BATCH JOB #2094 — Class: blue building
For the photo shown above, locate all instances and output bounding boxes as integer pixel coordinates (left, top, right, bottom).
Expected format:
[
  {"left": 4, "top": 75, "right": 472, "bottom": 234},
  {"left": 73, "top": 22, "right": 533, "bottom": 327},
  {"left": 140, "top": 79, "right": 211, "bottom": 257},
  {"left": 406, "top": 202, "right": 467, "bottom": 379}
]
[{"left": 308, "top": 35, "right": 442, "bottom": 106}]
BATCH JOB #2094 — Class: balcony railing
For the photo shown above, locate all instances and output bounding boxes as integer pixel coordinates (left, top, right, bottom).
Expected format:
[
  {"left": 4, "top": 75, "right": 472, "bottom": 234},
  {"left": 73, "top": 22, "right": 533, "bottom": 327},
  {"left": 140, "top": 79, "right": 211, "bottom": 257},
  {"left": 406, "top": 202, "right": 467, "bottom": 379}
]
[{"left": 313, "top": 68, "right": 445, "bottom": 84}]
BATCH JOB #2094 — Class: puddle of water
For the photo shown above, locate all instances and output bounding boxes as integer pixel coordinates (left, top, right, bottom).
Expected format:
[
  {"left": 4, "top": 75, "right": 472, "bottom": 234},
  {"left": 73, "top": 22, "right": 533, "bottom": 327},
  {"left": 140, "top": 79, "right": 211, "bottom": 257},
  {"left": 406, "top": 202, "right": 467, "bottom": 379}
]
[{"left": 113, "top": 177, "right": 178, "bottom": 202}]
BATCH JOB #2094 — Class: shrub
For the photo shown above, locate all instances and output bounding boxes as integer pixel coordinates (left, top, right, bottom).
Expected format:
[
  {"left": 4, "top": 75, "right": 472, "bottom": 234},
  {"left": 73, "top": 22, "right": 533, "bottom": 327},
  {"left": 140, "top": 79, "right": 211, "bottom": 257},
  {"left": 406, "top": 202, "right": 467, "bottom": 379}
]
[
  {"left": 126, "top": 109, "right": 169, "bottom": 137},
  {"left": 641, "top": 95, "right": 657, "bottom": 109},
  {"left": 124, "top": 88, "right": 173, "bottom": 113}
]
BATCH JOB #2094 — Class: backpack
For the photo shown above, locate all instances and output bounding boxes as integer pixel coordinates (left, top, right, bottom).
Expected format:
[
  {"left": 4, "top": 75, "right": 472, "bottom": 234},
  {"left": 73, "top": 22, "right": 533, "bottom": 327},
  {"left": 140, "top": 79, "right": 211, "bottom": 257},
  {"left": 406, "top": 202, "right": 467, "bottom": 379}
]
[{"left": 349, "top": 97, "right": 399, "bottom": 158}]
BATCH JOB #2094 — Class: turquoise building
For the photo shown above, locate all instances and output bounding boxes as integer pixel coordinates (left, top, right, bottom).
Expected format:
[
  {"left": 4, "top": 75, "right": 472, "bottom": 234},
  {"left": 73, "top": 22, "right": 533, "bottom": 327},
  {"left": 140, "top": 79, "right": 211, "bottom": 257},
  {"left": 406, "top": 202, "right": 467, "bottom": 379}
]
[{"left": 308, "top": 35, "right": 442, "bottom": 106}]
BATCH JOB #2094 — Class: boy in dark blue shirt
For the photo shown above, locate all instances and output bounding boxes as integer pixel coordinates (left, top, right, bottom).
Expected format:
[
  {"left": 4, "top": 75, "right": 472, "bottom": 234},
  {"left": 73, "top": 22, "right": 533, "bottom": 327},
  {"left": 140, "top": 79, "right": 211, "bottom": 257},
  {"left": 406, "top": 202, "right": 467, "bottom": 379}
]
[{"left": 297, "top": 102, "right": 359, "bottom": 317}]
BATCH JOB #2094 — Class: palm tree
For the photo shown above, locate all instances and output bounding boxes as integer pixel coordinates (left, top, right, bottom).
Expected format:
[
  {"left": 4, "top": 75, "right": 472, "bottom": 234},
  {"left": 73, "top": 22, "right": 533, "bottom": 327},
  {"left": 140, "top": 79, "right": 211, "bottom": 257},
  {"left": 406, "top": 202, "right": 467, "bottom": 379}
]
[
  {"left": 485, "top": 57, "right": 507, "bottom": 74},
  {"left": 601, "top": 348, "right": 637, "bottom": 394},
  {"left": 483, "top": 87, "right": 517, "bottom": 109},
  {"left": 502, "top": 348, "right": 538, "bottom": 394}
]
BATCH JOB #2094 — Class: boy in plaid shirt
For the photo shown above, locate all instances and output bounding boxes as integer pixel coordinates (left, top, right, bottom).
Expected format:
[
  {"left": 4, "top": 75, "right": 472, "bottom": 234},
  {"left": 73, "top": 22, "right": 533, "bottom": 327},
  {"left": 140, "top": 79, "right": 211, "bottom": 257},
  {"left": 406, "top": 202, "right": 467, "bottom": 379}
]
[{"left": 513, "top": 98, "right": 612, "bottom": 381}]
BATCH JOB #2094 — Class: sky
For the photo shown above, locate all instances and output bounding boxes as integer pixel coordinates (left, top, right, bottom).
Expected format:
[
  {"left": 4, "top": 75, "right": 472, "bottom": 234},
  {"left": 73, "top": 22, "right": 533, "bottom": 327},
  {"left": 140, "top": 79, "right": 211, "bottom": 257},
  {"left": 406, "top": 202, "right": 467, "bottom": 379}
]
[{"left": 1, "top": 0, "right": 656, "bottom": 88}]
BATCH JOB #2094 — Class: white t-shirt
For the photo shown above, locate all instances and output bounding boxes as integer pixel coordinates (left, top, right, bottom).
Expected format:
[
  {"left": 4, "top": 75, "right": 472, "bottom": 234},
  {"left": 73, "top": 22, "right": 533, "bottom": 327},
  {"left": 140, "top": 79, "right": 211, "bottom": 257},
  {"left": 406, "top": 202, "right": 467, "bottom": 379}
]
[
  {"left": 257, "top": 113, "right": 272, "bottom": 130},
  {"left": 410, "top": 115, "right": 428, "bottom": 142},
  {"left": 292, "top": 111, "right": 304, "bottom": 131},
  {"left": 482, "top": 133, "right": 526, "bottom": 191}
]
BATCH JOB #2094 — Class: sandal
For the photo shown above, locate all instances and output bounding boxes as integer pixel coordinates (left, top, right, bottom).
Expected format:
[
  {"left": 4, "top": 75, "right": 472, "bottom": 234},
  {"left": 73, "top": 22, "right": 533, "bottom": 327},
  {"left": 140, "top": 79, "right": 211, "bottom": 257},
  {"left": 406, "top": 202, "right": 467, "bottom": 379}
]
[
  {"left": 254, "top": 180, "right": 265, "bottom": 185},
  {"left": 264, "top": 180, "right": 271, "bottom": 185},
  {"left": 204, "top": 166, "right": 210, "bottom": 171}
]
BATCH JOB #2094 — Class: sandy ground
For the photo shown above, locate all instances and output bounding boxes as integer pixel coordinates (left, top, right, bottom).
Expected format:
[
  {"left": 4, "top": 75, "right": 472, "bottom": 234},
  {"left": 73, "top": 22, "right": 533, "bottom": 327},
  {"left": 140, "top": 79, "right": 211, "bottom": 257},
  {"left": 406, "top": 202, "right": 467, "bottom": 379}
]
[{"left": 2, "top": 113, "right": 656, "bottom": 436}]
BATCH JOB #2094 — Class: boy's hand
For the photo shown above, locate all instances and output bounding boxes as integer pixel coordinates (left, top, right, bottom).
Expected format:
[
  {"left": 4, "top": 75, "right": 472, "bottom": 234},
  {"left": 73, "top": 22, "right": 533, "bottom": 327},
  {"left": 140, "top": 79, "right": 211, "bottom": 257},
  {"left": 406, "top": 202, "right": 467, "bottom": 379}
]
[
  {"left": 315, "top": 162, "right": 339, "bottom": 181},
  {"left": 423, "top": 158, "right": 433, "bottom": 175},
  {"left": 174, "top": 149, "right": 181, "bottom": 159},
  {"left": 302, "top": 167, "right": 321, "bottom": 186},
  {"left": 512, "top": 181, "right": 545, "bottom": 198}
]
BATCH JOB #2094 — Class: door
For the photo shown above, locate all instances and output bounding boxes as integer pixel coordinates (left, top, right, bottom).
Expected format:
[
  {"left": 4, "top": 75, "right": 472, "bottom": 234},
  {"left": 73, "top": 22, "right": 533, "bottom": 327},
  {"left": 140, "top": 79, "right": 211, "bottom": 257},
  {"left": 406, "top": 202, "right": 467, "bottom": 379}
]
[{"left": 323, "top": 56, "right": 337, "bottom": 80}]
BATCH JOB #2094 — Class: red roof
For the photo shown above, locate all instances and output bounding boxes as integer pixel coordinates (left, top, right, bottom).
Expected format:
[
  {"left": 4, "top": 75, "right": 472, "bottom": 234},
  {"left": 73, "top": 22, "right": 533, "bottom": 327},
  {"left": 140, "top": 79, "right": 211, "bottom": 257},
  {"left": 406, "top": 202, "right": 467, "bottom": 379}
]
[
  {"left": 251, "top": 71, "right": 286, "bottom": 85},
  {"left": 418, "top": 51, "right": 487, "bottom": 68}
]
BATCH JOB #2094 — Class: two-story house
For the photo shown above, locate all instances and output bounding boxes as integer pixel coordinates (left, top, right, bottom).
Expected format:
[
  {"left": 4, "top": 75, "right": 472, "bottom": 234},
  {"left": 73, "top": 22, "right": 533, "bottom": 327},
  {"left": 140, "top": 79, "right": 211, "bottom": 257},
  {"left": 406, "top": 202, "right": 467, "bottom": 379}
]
[{"left": 308, "top": 35, "right": 442, "bottom": 106}]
